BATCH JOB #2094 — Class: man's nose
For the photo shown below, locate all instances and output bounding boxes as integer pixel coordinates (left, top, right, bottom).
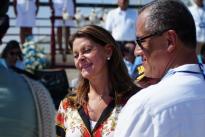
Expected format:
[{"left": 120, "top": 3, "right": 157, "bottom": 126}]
[{"left": 134, "top": 45, "right": 143, "bottom": 57}]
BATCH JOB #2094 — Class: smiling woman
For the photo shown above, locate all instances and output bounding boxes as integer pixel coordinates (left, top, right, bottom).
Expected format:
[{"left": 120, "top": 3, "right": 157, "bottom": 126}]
[
  {"left": 72, "top": 37, "right": 108, "bottom": 79},
  {"left": 55, "top": 24, "right": 140, "bottom": 137}
]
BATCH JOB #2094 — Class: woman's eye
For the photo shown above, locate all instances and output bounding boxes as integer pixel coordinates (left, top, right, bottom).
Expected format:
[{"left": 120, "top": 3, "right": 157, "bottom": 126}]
[
  {"left": 83, "top": 48, "right": 92, "bottom": 54},
  {"left": 73, "top": 54, "right": 79, "bottom": 59}
]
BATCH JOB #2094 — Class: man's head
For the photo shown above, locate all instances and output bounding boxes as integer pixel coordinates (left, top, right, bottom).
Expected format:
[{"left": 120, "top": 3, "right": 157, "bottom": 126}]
[
  {"left": 118, "top": 0, "right": 129, "bottom": 10},
  {"left": 135, "top": 0, "right": 197, "bottom": 79},
  {"left": 121, "top": 41, "right": 135, "bottom": 63}
]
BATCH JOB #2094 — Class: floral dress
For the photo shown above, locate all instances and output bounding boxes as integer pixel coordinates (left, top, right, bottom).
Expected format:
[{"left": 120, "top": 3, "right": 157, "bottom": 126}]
[{"left": 56, "top": 97, "right": 124, "bottom": 137}]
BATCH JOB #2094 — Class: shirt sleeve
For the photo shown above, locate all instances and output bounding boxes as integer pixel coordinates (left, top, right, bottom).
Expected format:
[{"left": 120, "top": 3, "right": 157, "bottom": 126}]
[
  {"left": 56, "top": 99, "right": 68, "bottom": 137},
  {"left": 104, "top": 11, "right": 113, "bottom": 32}
]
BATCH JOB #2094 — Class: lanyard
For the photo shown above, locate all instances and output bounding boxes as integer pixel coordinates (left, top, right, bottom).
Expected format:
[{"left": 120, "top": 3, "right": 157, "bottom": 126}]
[
  {"left": 164, "top": 63, "right": 205, "bottom": 80},
  {"left": 198, "top": 63, "right": 205, "bottom": 79}
]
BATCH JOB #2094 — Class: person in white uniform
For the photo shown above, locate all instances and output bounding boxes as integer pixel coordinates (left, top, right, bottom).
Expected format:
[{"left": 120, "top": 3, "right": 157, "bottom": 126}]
[
  {"left": 50, "top": 0, "right": 76, "bottom": 53},
  {"left": 13, "top": 0, "right": 39, "bottom": 45},
  {"left": 189, "top": 0, "right": 205, "bottom": 54},
  {"left": 105, "top": 0, "right": 137, "bottom": 47},
  {"left": 114, "top": 0, "right": 205, "bottom": 137}
]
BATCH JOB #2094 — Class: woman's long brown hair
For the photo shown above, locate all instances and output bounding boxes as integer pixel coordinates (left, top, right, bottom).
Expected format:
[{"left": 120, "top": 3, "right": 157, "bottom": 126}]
[{"left": 69, "top": 25, "right": 140, "bottom": 108}]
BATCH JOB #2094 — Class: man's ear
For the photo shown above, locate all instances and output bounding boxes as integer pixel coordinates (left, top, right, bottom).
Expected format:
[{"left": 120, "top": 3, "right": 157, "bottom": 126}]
[
  {"left": 167, "top": 30, "right": 177, "bottom": 53},
  {"left": 104, "top": 44, "right": 113, "bottom": 58}
]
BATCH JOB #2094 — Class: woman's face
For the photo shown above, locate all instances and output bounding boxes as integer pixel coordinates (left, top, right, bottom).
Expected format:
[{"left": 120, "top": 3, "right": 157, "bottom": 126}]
[
  {"left": 72, "top": 37, "right": 111, "bottom": 80},
  {"left": 6, "top": 48, "right": 21, "bottom": 67}
]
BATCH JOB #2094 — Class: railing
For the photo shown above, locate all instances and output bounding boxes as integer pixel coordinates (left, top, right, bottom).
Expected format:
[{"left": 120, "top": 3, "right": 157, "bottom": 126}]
[{"left": 5, "top": 2, "right": 142, "bottom": 68}]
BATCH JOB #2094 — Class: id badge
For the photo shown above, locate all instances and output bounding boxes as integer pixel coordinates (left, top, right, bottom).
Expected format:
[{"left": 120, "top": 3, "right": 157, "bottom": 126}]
[{"left": 199, "top": 22, "right": 205, "bottom": 28}]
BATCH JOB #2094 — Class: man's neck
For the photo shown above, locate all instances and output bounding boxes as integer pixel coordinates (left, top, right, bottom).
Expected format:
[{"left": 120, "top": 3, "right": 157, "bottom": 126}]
[{"left": 119, "top": 6, "right": 128, "bottom": 11}]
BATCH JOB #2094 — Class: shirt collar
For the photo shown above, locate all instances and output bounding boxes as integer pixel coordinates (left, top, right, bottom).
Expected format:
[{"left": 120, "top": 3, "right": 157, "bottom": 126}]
[
  {"left": 162, "top": 64, "right": 202, "bottom": 80},
  {"left": 117, "top": 7, "right": 126, "bottom": 14},
  {"left": 172, "top": 64, "right": 201, "bottom": 72}
]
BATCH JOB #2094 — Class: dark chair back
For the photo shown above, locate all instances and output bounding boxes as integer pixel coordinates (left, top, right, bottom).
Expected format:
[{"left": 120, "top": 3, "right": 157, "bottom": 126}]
[{"left": 35, "top": 69, "right": 69, "bottom": 109}]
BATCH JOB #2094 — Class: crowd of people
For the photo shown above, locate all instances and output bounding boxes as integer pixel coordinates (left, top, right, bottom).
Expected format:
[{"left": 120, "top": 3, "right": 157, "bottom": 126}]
[
  {"left": 1, "top": 0, "right": 205, "bottom": 137},
  {"left": 5, "top": 0, "right": 76, "bottom": 53}
]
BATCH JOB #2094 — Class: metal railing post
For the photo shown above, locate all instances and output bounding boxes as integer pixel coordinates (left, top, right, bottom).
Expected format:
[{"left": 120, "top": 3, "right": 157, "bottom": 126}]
[{"left": 50, "top": 9, "right": 56, "bottom": 66}]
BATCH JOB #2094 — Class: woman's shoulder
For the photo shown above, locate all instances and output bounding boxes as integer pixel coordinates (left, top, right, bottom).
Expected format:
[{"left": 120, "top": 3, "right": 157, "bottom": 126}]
[{"left": 59, "top": 93, "right": 78, "bottom": 110}]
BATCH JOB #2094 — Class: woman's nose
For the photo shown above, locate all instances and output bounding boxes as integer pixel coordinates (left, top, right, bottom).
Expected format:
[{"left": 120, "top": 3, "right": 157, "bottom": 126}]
[{"left": 78, "top": 53, "right": 86, "bottom": 61}]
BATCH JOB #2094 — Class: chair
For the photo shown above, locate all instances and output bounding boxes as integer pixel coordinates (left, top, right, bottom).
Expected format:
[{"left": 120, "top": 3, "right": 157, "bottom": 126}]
[{"left": 35, "top": 69, "right": 69, "bottom": 109}]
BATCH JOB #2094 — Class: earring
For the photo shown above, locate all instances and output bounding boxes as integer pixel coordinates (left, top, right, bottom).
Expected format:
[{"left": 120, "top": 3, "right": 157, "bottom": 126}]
[{"left": 107, "top": 57, "right": 110, "bottom": 60}]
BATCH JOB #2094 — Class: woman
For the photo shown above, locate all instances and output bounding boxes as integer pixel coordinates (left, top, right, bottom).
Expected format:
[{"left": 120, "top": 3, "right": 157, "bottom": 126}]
[
  {"left": 0, "top": 40, "right": 24, "bottom": 69},
  {"left": 13, "top": 0, "right": 39, "bottom": 44},
  {"left": 0, "top": 40, "right": 37, "bottom": 79},
  {"left": 56, "top": 25, "right": 140, "bottom": 137},
  {"left": 50, "top": 0, "right": 76, "bottom": 52}
]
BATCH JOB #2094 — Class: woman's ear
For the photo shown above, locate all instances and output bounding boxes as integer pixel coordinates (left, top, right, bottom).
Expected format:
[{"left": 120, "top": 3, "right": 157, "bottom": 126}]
[{"left": 105, "top": 44, "right": 113, "bottom": 58}]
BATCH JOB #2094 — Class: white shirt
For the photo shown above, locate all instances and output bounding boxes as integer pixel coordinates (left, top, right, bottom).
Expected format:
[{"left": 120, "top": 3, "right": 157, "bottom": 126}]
[
  {"left": 16, "top": 0, "right": 37, "bottom": 27},
  {"left": 189, "top": 3, "right": 205, "bottom": 43},
  {"left": 105, "top": 8, "right": 137, "bottom": 41},
  {"left": 17, "top": 0, "right": 36, "bottom": 12},
  {"left": 53, "top": 0, "right": 75, "bottom": 26},
  {"left": 90, "top": 120, "right": 97, "bottom": 130},
  {"left": 114, "top": 64, "right": 205, "bottom": 137},
  {"left": 123, "top": 59, "right": 134, "bottom": 77}
]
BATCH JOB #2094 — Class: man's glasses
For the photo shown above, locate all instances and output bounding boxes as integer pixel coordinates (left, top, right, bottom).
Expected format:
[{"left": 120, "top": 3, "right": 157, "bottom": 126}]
[{"left": 135, "top": 29, "right": 170, "bottom": 49}]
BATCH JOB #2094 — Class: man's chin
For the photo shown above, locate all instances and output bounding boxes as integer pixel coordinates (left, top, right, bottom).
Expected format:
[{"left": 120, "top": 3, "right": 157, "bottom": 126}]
[{"left": 136, "top": 76, "right": 160, "bottom": 88}]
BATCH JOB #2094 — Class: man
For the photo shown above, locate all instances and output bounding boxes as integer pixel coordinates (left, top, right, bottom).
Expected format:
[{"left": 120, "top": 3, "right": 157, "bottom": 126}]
[
  {"left": 0, "top": 5, "right": 55, "bottom": 136},
  {"left": 105, "top": 0, "right": 137, "bottom": 47},
  {"left": 121, "top": 41, "right": 136, "bottom": 77},
  {"left": 189, "top": 0, "right": 205, "bottom": 54},
  {"left": 13, "top": 0, "right": 39, "bottom": 44},
  {"left": 114, "top": 0, "right": 205, "bottom": 137}
]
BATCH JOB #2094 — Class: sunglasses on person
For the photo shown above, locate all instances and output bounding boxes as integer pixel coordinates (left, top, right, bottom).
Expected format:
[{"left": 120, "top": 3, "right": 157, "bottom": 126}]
[
  {"left": 9, "top": 51, "right": 21, "bottom": 56},
  {"left": 135, "top": 28, "right": 171, "bottom": 49}
]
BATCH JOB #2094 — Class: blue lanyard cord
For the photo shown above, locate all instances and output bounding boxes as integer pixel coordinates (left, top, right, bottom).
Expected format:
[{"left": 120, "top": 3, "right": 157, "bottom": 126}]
[
  {"left": 198, "top": 63, "right": 205, "bottom": 80},
  {"left": 176, "top": 71, "right": 202, "bottom": 75},
  {"left": 175, "top": 63, "right": 205, "bottom": 80}
]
